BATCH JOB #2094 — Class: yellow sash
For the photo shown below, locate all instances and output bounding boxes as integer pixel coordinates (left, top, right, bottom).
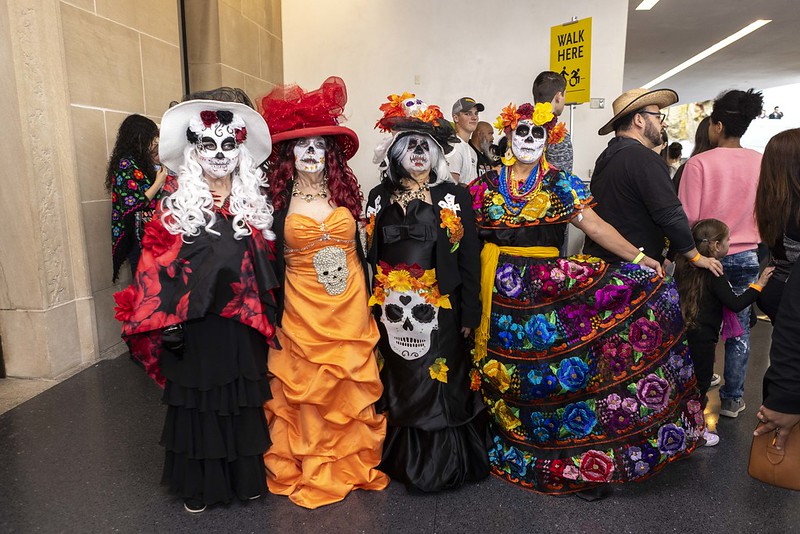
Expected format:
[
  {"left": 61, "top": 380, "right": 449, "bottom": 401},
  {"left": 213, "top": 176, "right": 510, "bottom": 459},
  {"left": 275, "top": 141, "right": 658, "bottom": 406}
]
[{"left": 474, "top": 243, "right": 559, "bottom": 362}]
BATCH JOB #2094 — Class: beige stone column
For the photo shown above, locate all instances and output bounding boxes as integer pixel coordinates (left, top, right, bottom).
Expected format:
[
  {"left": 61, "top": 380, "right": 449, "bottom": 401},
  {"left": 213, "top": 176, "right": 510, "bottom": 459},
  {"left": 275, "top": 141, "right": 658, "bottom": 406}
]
[{"left": 0, "top": 0, "right": 98, "bottom": 378}]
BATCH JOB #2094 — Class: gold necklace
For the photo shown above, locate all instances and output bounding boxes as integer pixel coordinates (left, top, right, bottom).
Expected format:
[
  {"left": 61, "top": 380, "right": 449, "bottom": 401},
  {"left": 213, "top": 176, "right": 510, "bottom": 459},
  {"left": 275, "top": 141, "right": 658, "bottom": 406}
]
[
  {"left": 292, "top": 177, "right": 328, "bottom": 203},
  {"left": 392, "top": 183, "right": 429, "bottom": 210}
]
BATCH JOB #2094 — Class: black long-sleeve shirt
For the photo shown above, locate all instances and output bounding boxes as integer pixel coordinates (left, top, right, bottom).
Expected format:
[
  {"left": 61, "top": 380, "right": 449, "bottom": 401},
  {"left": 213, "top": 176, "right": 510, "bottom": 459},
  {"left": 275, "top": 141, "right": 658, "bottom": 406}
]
[
  {"left": 584, "top": 137, "right": 695, "bottom": 262},
  {"left": 687, "top": 270, "right": 760, "bottom": 345},
  {"left": 763, "top": 260, "right": 800, "bottom": 414}
]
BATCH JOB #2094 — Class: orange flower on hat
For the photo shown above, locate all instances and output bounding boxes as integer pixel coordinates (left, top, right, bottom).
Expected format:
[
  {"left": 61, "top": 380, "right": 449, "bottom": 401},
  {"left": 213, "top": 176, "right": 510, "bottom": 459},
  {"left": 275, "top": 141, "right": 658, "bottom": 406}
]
[
  {"left": 548, "top": 122, "right": 567, "bottom": 145},
  {"left": 415, "top": 104, "right": 443, "bottom": 126}
]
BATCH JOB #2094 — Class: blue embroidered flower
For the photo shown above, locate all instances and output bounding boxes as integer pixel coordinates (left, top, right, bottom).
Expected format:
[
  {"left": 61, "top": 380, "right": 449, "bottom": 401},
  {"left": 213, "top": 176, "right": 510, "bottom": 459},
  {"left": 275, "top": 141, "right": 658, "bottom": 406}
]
[
  {"left": 530, "top": 373, "right": 559, "bottom": 397},
  {"left": 527, "top": 368, "right": 544, "bottom": 385},
  {"left": 502, "top": 446, "right": 528, "bottom": 478},
  {"left": 641, "top": 443, "right": 660, "bottom": 466},
  {"left": 627, "top": 446, "right": 642, "bottom": 461},
  {"left": 112, "top": 227, "right": 120, "bottom": 237},
  {"left": 497, "top": 315, "right": 513, "bottom": 330},
  {"left": 556, "top": 357, "right": 590, "bottom": 391},
  {"left": 531, "top": 426, "right": 552, "bottom": 443},
  {"left": 634, "top": 460, "right": 650, "bottom": 476},
  {"left": 496, "top": 263, "right": 524, "bottom": 299},
  {"left": 510, "top": 322, "right": 525, "bottom": 342},
  {"left": 657, "top": 423, "right": 686, "bottom": 455},
  {"left": 570, "top": 174, "right": 587, "bottom": 200},
  {"left": 498, "top": 330, "right": 514, "bottom": 349},
  {"left": 525, "top": 314, "right": 558, "bottom": 350},
  {"left": 488, "top": 205, "right": 504, "bottom": 220},
  {"left": 562, "top": 401, "right": 597, "bottom": 437}
]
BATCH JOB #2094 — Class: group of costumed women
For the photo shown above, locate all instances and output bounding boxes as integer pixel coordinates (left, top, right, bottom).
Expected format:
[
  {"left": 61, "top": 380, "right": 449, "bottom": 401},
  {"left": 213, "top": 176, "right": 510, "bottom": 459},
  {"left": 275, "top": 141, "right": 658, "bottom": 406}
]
[{"left": 116, "top": 77, "right": 703, "bottom": 512}]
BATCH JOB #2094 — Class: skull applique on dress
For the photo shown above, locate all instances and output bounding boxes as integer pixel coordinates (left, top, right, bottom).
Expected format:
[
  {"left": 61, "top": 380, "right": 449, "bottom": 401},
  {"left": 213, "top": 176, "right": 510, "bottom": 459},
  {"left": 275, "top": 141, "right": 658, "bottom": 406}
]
[
  {"left": 313, "top": 245, "right": 349, "bottom": 296},
  {"left": 380, "top": 288, "right": 439, "bottom": 360}
]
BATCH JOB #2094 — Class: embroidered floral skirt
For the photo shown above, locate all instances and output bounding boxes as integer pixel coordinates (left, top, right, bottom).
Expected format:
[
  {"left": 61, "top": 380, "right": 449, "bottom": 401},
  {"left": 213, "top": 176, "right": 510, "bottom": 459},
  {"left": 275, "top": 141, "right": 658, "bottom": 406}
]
[{"left": 476, "top": 254, "right": 704, "bottom": 494}]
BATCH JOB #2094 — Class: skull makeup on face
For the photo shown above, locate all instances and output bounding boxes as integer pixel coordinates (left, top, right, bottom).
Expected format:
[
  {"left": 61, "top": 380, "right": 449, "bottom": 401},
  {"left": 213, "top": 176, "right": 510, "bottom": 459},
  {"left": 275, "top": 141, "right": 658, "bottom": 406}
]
[
  {"left": 313, "top": 246, "right": 348, "bottom": 295},
  {"left": 189, "top": 110, "right": 245, "bottom": 179},
  {"left": 511, "top": 120, "right": 546, "bottom": 164},
  {"left": 294, "top": 136, "right": 326, "bottom": 173},
  {"left": 380, "top": 290, "right": 439, "bottom": 360},
  {"left": 400, "top": 134, "right": 432, "bottom": 174}
]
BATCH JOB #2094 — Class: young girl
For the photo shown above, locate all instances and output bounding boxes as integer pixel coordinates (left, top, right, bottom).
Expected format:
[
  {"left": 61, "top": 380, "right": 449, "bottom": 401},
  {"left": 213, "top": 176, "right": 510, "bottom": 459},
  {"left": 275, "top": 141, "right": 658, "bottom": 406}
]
[{"left": 675, "top": 218, "right": 773, "bottom": 446}]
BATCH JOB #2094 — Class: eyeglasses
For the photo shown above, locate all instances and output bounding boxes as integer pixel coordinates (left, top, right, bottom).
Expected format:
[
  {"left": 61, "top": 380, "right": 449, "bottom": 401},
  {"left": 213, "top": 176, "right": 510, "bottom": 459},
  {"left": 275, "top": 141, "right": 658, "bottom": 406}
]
[{"left": 639, "top": 110, "right": 667, "bottom": 123}]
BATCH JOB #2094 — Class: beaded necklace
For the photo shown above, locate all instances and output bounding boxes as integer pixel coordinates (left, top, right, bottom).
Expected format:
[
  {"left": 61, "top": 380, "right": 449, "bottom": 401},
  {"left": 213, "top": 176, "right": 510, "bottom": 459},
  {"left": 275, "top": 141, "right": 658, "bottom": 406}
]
[
  {"left": 498, "top": 164, "right": 543, "bottom": 215},
  {"left": 392, "top": 183, "right": 429, "bottom": 210},
  {"left": 292, "top": 177, "right": 328, "bottom": 202}
]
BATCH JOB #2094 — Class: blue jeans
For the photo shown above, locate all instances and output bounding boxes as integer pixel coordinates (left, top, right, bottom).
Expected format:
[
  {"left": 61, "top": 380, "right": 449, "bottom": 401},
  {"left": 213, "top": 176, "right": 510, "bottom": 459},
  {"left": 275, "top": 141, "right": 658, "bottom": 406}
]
[{"left": 719, "top": 249, "right": 759, "bottom": 400}]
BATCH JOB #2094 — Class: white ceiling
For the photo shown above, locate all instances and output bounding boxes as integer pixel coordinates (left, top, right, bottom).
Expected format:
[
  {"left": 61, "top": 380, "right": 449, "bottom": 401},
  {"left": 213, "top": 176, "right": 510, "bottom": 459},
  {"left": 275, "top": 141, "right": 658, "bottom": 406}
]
[{"left": 623, "top": 0, "right": 800, "bottom": 105}]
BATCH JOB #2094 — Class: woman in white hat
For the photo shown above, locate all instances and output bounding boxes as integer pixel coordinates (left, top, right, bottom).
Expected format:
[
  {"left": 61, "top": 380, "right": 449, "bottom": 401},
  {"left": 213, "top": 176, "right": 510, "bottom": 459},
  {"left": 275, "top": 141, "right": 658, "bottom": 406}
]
[{"left": 114, "top": 91, "right": 279, "bottom": 513}]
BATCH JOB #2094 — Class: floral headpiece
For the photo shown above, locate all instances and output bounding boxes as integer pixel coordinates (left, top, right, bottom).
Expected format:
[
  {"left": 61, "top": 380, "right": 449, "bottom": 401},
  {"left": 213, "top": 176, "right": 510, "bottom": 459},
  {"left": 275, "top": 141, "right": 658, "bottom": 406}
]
[
  {"left": 494, "top": 102, "right": 567, "bottom": 145},
  {"left": 368, "top": 262, "right": 452, "bottom": 309},
  {"left": 187, "top": 110, "right": 247, "bottom": 144},
  {"left": 376, "top": 92, "right": 445, "bottom": 132}
]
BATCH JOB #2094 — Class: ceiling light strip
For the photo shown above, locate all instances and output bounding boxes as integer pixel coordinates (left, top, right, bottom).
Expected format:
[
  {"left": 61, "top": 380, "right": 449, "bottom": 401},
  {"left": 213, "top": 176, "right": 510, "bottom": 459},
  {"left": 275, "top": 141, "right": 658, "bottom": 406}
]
[
  {"left": 643, "top": 19, "right": 771, "bottom": 88},
  {"left": 635, "top": 0, "right": 661, "bottom": 11}
]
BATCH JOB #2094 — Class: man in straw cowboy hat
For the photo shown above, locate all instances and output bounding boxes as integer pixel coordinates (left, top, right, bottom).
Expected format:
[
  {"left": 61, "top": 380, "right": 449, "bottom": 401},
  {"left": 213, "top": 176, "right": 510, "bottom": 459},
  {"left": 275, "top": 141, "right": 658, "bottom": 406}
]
[{"left": 583, "top": 87, "right": 723, "bottom": 277}]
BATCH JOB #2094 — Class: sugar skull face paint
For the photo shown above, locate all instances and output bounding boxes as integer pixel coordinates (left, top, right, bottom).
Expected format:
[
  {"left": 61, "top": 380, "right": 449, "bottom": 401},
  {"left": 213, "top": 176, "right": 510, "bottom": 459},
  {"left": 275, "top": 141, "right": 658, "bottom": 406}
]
[
  {"left": 294, "top": 136, "right": 326, "bottom": 173},
  {"left": 400, "top": 134, "right": 431, "bottom": 174},
  {"left": 511, "top": 119, "right": 545, "bottom": 164},
  {"left": 196, "top": 125, "right": 240, "bottom": 179}
]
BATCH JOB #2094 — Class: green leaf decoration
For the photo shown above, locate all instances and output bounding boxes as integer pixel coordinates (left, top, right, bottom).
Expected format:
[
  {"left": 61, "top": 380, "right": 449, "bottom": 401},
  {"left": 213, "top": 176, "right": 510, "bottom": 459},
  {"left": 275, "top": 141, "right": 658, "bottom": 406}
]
[
  {"left": 627, "top": 382, "right": 638, "bottom": 395},
  {"left": 587, "top": 399, "right": 596, "bottom": 411},
  {"left": 559, "top": 426, "right": 570, "bottom": 438},
  {"left": 550, "top": 363, "right": 559, "bottom": 375},
  {"left": 656, "top": 368, "right": 665, "bottom": 379},
  {"left": 639, "top": 405, "right": 649, "bottom": 418},
  {"left": 450, "top": 242, "right": 459, "bottom": 253},
  {"left": 647, "top": 309, "right": 656, "bottom": 321},
  {"left": 634, "top": 351, "right": 643, "bottom": 363}
]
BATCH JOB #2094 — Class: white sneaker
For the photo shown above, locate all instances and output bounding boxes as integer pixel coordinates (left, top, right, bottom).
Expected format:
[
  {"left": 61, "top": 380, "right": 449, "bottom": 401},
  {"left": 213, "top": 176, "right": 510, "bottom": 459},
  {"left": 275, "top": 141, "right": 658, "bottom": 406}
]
[
  {"left": 703, "top": 429, "right": 720, "bottom": 447},
  {"left": 709, "top": 373, "right": 721, "bottom": 387}
]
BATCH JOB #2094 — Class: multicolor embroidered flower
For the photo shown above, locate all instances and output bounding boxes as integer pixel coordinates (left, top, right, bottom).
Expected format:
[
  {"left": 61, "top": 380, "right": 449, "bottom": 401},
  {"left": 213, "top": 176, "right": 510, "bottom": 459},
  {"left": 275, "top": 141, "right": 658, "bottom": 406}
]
[
  {"left": 469, "top": 368, "right": 481, "bottom": 391},
  {"left": 562, "top": 401, "right": 597, "bottom": 437},
  {"left": 524, "top": 314, "right": 558, "bottom": 350},
  {"left": 529, "top": 372, "right": 559, "bottom": 397},
  {"left": 608, "top": 409, "right": 634, "bottom": 432},
  {"left": 470, "top": 180, "right": 488, "bottom": 210},
  {"left": 564, "top": 304, "right": 593, "bottom": 337},
  {"left": 549, "top": 267, "right": 566, "bottom": 283},
  {"left": 556, "top": 357, "right": 590, "bottom": 391},
  {"left": 493, "top": 399, "right": 521, "bottom": 431},
  {"left": 502, "top": 446, "right": 527, "bottom": 478},
  {"left": 636, "top": 373, "right": 672, "bottom": 411},
  {"left": 641, "top": 443, "right": 660, "bottom": 466},
  {"left": 520, "top": 191, "right": 551, "bottom": 220},
  {"left": 627, "top": 446, "right": 643, "bottom": 461},
  {"left": 119, "top": 159, "right": 131, "bottom": 169},
  {"left": 629, "top": 317, "right": 663, "bottom": 353},
  {"left": 496, "top": 263, "right": 524, "bottom": 299},
  {"left": 557, "top": 258, "right": 593, "bottom": 282},
  {"left": 657, "top": 423, "right": 686, "bottom": 455},
  {"left": 527, "top": 368, "right": 544, "bottom": 385},
  {"left": 562, "top": 465, "right": 581, "bottom": 480},
  {"left": 621, "top": 397, "right": 638, "bottom": 414},
  {"left": 483, "top": 360, "right": 512, "bottom": 392},
  {"left": 594, "top": 284, "right": 632, "bottom": 315},
  {"left": 429, "top": 358, "right": 449, "bottom": 383},
  {"left": 579, "top": 450, "right": 615, "bottom": 482},
  {"left": 133, "top": 169, "right": 144, "bottom": 180},
  {"left": 488, "top": 205, "right": 504, "bottom": 221},
  {"left": 633, "top": 460, "right": 650, "bottom": 476}
]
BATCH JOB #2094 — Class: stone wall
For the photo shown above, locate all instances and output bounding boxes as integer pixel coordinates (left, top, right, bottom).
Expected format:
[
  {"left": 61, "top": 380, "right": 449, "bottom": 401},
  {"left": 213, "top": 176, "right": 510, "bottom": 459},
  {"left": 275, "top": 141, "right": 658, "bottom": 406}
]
[{"left": 0, "top": 0, "right": 283, "bottom": 379}]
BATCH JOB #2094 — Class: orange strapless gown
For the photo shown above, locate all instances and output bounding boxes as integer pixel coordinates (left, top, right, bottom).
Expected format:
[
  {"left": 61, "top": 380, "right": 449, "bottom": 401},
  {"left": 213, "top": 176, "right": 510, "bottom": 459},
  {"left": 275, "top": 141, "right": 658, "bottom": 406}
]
[{"left": 264, "top": 207, "right": 389, "bottom": 509}]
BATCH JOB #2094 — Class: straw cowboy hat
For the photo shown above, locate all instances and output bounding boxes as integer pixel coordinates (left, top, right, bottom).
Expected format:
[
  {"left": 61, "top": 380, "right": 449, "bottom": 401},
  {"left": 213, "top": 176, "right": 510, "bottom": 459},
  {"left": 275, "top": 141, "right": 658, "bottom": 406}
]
[
  {"left": 598, "top": 87, "right": 679, "bottom": 135},
  {"left": 159, "top": 99, "right": 271, "bottom": 172}
]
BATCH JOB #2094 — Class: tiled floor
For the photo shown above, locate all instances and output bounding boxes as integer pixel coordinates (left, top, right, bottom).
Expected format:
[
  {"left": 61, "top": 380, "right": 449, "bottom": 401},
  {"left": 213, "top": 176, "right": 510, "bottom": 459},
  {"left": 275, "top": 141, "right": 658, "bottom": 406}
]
[{"left": 1, "top": 322, "right": 798, "bottom": 533}]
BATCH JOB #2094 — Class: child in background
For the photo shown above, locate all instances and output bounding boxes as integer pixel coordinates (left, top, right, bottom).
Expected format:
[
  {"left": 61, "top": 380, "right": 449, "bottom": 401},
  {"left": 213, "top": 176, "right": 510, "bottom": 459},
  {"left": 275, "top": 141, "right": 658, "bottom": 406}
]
[{"left": 675, "top": 218, "right": 774, "bottom": 446}]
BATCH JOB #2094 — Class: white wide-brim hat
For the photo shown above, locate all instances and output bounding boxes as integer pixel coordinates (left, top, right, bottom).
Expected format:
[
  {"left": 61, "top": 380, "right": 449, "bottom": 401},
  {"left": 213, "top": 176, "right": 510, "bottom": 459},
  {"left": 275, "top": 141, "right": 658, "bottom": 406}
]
[{"left": 159, "top": 99, "right": 271, "bottom": 172}]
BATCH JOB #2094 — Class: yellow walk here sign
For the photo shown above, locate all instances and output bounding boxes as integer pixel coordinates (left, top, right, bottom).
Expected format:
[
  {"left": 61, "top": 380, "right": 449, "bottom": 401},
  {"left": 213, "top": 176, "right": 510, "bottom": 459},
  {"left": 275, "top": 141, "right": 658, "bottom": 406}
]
[{"left": 550, "top": 17, "right": 592, "bottom": 104}]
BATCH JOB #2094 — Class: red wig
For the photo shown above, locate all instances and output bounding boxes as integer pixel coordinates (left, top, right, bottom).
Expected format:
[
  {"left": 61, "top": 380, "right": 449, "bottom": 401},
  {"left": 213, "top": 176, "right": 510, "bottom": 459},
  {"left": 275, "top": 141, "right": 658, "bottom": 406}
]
[{"left": 266, "top": 137, "right": 364, "bottom": 222}]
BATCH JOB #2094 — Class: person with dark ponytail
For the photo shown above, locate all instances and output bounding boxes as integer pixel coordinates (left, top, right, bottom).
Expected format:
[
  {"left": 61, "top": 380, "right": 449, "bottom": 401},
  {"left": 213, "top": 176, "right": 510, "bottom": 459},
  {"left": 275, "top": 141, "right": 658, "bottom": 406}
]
[
  {"left": 678, "top": 89, "right": 764, "bottom": 420},
  {"left": 675, "top": 219, "right": 773, "bottom": 446},
  {"left": 107, "top": 114, "right": 168, "bottom": 281}
]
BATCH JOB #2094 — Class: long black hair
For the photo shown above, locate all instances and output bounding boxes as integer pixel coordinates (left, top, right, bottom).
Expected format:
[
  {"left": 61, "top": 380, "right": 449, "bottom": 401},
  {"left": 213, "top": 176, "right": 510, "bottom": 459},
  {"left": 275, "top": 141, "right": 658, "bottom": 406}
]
[{"left": 105, "top": 114, "right": 158, "bottom": 192}]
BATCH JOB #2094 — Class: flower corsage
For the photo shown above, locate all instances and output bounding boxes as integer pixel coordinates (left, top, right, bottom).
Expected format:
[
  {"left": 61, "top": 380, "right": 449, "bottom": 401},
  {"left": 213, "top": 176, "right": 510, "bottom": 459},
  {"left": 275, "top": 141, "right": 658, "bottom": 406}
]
[{"left": 438, "top": 193, "right": 464, "bottom": 252}]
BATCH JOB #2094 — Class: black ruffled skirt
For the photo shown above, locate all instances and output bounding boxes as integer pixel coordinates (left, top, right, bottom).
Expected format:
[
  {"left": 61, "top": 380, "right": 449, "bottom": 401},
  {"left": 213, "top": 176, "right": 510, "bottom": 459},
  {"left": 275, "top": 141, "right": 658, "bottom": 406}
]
[{"left": 159, "top": 314, "right": 271, "bottom": 505}]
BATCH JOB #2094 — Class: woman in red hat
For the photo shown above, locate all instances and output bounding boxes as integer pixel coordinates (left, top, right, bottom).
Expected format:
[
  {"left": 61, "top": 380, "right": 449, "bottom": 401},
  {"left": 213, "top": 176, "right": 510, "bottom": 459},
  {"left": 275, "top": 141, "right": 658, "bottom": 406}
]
[
  {"left": 259, "top": 77, "right": 389, "bottom": 509},
  {"left": 367, "top": 93, "right": 490, "bottom": 492}
]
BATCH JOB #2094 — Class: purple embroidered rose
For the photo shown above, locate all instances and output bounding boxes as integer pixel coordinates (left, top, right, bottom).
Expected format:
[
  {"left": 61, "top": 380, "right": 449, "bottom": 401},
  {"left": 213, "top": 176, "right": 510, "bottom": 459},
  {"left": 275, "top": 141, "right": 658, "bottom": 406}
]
[
  {"left": 496, "top": 263, "right": 524, "bottom": 299},
  {"left": 606, "top": 393, "right": 622, "bottom": 411},
  {"left": 634, "top": 460, "right": 650, "bottom": 476},
  {"left": 609, "top": 354, "right": 628, "bottom": 375},
  {"left": 594, "top": 284, "right": 632, "bottom": 315},
  {"left": 627, "top": 446, "right": 642, "bottom": 461},
  {"left": 618, "top": 342, "right": 633, "bottom": 360},
  {"left": 657, "top": 423, "right": 686, "bottom": 455},
  {"left": 665, "top": 286, "right": 680, "bottom": 306},
  {"left": 636, "top": 373, "right": 672, "bottom": 411},
  {"left": 608, "top": 409, "right": 633, "bottom": 432},
  {"left": 621, "top": 397, "right": 639, "bottom": 414},
  {"left": 565, "top": 304, "right": 593, "bottom": 337},
  {"left": 600, "top": 340, "right": 618, "bottom": 359},
  {"left": 679, "top": 365, "right": 694, "bottom": 382},
  {"left": 629, "top": 317, "right": 663, "bottom": 354},
  {"left": 687, "top": 399, "right": 702, "bottom": 414}
]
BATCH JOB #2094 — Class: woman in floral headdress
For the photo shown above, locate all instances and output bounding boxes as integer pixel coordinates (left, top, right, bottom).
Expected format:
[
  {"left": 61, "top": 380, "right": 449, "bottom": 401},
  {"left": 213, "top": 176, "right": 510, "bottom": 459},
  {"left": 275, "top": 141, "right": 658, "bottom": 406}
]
[
  {"left": 258, "top": 77, "right": 388, "bottom": 509},
  {"left": 115, "top": 92, "right": 278, "bottom": 513},
  {"left": 470, "top": 102, "right": 704, "bottom": 499},
  {"left": 366, "top": 93, "right": 489, "bottom": 492}
]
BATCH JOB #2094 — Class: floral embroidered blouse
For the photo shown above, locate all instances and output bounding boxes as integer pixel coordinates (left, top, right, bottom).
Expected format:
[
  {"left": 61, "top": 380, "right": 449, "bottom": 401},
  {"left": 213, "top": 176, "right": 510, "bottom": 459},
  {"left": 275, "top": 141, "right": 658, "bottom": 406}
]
[
  {"left": 470, "top": 166, "right": 594, "bottom": 248},
  {"left": 111, "top": 158, "right": 159, "bottom": 280}
]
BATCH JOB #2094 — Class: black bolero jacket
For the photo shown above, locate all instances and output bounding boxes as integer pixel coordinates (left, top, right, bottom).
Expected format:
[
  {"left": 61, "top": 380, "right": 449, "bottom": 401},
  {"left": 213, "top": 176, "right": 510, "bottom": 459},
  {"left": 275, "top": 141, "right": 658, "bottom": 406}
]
[
  {"left": 365, "top": 182, "right": 481, "bottom": 329},
  {"left": 270, "top": 190, "right": 370, "bottom": 327}
]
